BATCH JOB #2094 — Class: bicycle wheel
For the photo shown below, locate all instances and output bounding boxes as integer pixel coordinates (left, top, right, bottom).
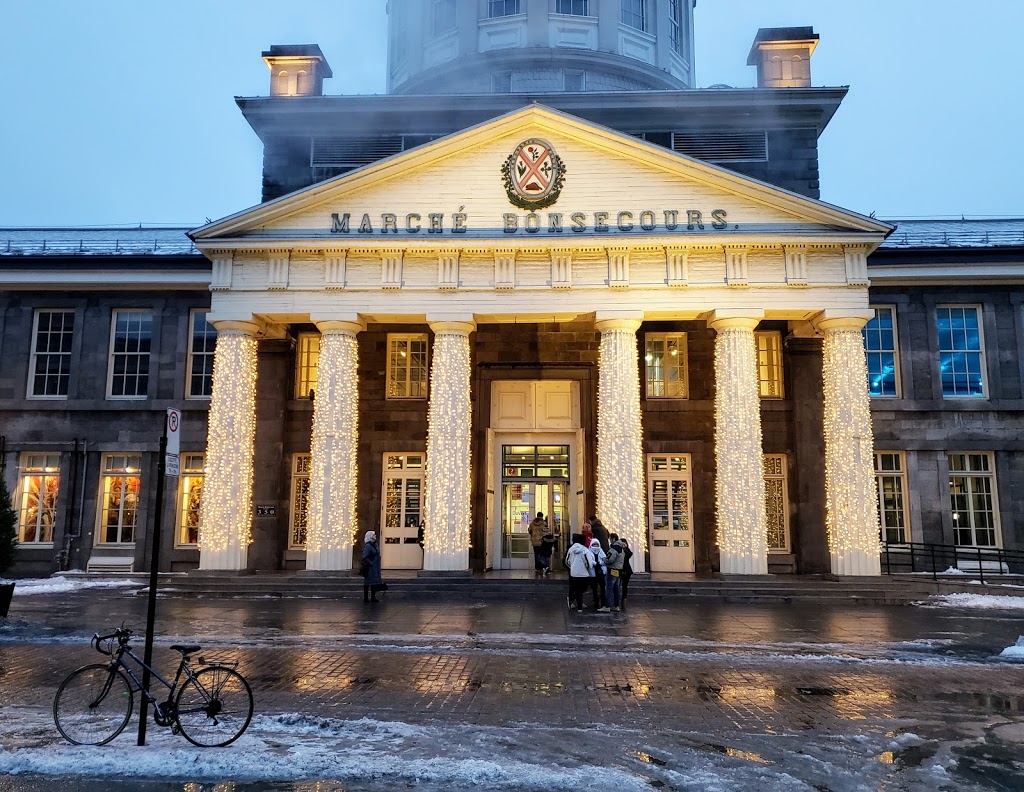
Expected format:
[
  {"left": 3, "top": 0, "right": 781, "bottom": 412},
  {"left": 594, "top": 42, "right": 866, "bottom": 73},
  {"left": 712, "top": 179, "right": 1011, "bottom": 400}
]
[
  {"left": 175, "top": 665, "right": 254, "bottom": 747},
  {"left": 53, "top": 664, "right": 134, "bottom": 746}
]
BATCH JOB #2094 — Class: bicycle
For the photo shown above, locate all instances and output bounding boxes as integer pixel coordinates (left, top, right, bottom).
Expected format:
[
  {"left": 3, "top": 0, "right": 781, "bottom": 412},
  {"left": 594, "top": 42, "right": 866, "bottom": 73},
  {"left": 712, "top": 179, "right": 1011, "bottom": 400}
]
[{"left": 53, "top": 627, "right": 254, "bottom": 747}]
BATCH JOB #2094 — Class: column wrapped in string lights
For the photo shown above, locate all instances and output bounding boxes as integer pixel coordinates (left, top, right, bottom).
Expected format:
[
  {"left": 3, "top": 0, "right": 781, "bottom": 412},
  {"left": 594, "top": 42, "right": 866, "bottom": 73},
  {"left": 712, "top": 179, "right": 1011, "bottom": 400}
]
[
  {"left": 595, "top": 315, "right": 647, "bottom": 573},
  {"left": 818, "top": 313, "right": 882, "bottom": 576},
  {"left": 198, "top": 320, "right": 260, "bottom": 570},
  {"left": 710, "top": 312, "right": 767, "bottom": 575},
  {"left": 422, "top": 319, "right": 475, "bottom": 571},
  {"left": 305, "top": 319, "right": 363, "bottom": 571}
]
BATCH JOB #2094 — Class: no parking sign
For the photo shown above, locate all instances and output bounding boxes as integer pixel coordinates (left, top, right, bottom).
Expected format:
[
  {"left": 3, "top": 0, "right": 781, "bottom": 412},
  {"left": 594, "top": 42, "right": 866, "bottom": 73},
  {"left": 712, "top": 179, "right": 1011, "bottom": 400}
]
[{"left": 165, "top": 408, "right": 181, "bottom": 477}]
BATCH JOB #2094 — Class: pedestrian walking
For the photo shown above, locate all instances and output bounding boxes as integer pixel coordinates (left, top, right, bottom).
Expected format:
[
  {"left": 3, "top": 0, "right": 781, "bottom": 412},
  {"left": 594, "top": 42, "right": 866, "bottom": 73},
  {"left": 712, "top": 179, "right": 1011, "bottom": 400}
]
[
  {"left": 590, "top": 516, "right": 610, "bottom": 553},
  {"left": 605, "top": 536, "right": 626, "bottom": 612},
  {"left": 616, "top": 534, "right": 634, "bottom": 610},
  {"left": 540, "top": 530, "right": 558, "bottom": 576},
  {"left": 360, "top": 530, "right": 385, "bottom": 603},
  {"left": 589, "top": 538, "right": 609, "bottom": 611},
  {"left": 564, "top": 533, "right": 592, "bottom": 613},
  {"left": 529, "top": 512, "right": 549, "bottom": 575}
]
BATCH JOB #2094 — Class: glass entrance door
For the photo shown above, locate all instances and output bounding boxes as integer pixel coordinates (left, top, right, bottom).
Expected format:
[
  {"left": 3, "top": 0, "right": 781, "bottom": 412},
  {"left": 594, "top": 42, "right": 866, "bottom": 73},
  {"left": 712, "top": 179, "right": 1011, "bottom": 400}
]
[
  {"left": 501, "top": 480, "right": 568, "bottom": 569},
  {"left": 647, "top": 455, "right": 695, "bottom": 572}
]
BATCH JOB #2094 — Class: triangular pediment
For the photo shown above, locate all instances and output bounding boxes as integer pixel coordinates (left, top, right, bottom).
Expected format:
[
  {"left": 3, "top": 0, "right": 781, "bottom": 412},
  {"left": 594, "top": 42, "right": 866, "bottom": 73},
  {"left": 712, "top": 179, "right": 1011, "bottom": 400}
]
[{"left": 192, "top": 104, "right": 891, "bottom": 247}]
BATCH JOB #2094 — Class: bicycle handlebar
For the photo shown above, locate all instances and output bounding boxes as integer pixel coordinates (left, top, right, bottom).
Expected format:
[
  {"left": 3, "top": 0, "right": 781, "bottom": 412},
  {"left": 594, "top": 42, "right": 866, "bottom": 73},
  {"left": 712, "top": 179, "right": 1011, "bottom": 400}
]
[{"left": 92, "top": 627, "right": 132, "bottom": 656}]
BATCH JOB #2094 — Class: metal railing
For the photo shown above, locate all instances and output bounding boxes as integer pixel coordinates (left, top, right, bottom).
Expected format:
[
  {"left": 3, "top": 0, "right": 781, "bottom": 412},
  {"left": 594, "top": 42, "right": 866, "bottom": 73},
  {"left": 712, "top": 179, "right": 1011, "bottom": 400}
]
[{"left": 882, "top": 541, "right": 1024, "bottom": 584}]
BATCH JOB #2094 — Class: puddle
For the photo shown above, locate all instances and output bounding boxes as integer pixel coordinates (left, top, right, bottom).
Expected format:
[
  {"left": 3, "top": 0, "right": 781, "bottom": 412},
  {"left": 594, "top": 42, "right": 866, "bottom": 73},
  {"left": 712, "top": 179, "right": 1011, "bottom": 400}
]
[
  {"left": 796, "top": 687, "right": 850, "bottom": 697},
  {"left": 632, "top": 751, "right": 668, "bottom": 767},
  {"left": 682, "top": 741, "right": 775, "bottom": 765}
]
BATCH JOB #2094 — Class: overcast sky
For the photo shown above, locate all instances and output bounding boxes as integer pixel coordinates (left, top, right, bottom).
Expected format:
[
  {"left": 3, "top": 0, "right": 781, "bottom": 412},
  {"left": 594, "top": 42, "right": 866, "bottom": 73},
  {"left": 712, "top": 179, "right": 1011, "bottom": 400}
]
[{"left": 1, "top": 1, "right": 1021, "bottom": 227}]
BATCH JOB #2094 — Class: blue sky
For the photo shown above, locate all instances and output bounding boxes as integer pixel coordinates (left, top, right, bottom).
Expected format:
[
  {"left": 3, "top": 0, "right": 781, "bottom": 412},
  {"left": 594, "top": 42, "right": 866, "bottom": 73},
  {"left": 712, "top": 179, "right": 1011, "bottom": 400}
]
[{"left": 1, "top": 0, "right": 1021, "bottom": 227}]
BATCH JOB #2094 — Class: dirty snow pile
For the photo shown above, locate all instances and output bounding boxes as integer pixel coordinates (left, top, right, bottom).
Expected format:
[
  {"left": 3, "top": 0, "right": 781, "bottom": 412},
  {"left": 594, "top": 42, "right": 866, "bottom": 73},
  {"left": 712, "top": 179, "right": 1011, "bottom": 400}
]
[
  {"left": 7, "top": 577, "right": 140, "bottom": 597},
  {"left": 922, "top": 593, "right": 1024, "bottom": 611}
]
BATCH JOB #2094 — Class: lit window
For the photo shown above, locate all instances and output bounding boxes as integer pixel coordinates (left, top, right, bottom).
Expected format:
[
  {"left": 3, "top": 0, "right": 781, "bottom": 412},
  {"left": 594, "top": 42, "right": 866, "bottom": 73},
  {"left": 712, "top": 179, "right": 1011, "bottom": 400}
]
[
  {"left": 108, "top": 310, "right": 153, "bottom": 399},
  {"left": 668, "top": 0, "right": 686, "bottom": 55},
  {"left": 99, "top": 454, "right": 141, "bottom": 544},
  {"left": 763, "top": 455, "right": 789, "bottom": 551},
  {"left": 556, "top": 0, "right": 590, "bottom": 15},
  {"left": 863, "top": 307, "right": 900, "bottom": 397},
  {"left": 564, "top": 70, "right": 585, "bottom": 91},
  {"left": 17, "top": 453, "right": 61, "bottom": 544},
  {"left": 383, "top": 454, "right": 425, "bottom": 532},
  {"left": 187, "top": 311, "right": 217, "bottom": 399},
  {"left": 290, "top": 454, "right": 311, "bottom": 549},
  {"left": 756, "top": 331, "right": 783, "bottom": 398},
  {"left": 620, "top": 0, "right": 646, "bottom": 31},
  {"left": 492, "top": 71, "right": 513, "bottom": 93},
  {"left": 488, "top": 0, "right": 521, "bottom": 17},
  {"left": 387, "top": 334, "right": 429, "bottom": 399},
  {"left": 295, "top": 333, "right": 320, "bottom": 400},
  {"left": 875, "top": 452, "right": 908, "bottom": 544},
  {"left": 936, "top": 306, "right": 985, "bottom": 397},
  {"left": 948, "top": 453, "right": 998, "bottom": 548},
  {"left": 645, "top": 333, "right": 687, "bottom": 398},
  {"left": 432, "top": 0, "right": 456, "bottom": 35},
  {"left": 177, "top": 454, "right": 205, "bottom": 547},
  {"left": 646, "top": 456, "right": 691, "bottom": 544},
  {"left": 29, "top": 310, "right": 74, "bottom": 398}
]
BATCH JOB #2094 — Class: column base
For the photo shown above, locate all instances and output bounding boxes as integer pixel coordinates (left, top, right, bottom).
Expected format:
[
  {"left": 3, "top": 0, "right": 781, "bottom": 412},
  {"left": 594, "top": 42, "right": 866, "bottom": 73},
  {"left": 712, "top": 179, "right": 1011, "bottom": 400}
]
[{"left": 830, "top": 551, "right": 882, "bottom": 577}]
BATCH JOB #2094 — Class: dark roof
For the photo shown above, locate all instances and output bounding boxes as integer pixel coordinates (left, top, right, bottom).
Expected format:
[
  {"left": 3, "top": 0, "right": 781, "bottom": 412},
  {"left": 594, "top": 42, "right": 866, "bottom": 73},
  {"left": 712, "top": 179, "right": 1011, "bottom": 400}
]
[
  {"left": 0, "top": 227, "right": 199, "bottom": 257},
  {"left": 878, "top": 219, "right": 1024, "bottom": 250},
  {"left": 261, "top": 44, "right": 333, "bottom": 78}
]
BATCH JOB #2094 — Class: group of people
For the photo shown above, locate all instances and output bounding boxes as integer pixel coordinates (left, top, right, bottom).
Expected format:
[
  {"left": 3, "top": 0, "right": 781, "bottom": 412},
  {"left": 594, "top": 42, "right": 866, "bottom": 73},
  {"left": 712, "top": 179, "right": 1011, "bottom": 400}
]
[{"left": 563, "top": 518, "right": 634, "bottom": 613}]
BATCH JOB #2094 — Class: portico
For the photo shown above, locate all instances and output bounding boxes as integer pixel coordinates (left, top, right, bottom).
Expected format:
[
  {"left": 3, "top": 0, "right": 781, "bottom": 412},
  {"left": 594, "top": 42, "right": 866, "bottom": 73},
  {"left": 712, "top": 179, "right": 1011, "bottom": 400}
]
[{"left": 192, "top": 105, "right": 891, "bottom": 577}]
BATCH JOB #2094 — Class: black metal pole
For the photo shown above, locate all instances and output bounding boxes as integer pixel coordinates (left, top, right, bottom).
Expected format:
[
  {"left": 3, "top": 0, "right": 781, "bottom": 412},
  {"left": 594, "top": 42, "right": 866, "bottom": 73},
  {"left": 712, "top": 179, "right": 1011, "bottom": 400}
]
[{"left": 138, "top": 433, "right": 166, "bottom": 746}]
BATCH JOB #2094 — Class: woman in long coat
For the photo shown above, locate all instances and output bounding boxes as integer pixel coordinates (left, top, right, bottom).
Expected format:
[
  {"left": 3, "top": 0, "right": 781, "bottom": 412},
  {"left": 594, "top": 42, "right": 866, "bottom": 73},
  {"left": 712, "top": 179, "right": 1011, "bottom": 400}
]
[{"left": 362, "top": 530, "right": 384, "bottom": 603}]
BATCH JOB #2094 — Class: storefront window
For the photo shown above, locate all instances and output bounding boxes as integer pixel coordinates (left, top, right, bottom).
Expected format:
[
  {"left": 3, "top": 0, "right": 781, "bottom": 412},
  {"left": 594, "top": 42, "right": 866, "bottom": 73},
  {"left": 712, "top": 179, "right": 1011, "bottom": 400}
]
[{"left": 17, "top": 453, "right": 61, "bottom": 544}]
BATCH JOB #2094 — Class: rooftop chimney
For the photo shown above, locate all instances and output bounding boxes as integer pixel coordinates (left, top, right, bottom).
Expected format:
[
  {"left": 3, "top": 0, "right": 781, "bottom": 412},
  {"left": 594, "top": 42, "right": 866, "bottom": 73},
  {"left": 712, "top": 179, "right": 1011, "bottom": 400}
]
[
  {"left": 747, "top": 27, "right": 819, "bottom": 88},
  {"left": 262, "top": 44, "right": 333, "bottom": 97}
]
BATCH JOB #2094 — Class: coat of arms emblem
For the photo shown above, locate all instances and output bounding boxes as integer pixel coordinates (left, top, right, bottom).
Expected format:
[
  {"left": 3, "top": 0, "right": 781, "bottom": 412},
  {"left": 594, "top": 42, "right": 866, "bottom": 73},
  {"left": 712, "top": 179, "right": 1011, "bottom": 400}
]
[{"left": 501, "top": 138, "right": 566, "bottom": 211}]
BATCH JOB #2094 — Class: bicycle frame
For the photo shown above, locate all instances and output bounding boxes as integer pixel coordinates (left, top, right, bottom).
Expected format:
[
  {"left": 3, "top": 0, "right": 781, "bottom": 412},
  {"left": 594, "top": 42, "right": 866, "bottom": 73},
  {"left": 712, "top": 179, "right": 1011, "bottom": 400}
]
[{"left": 105, "top": 643, "right": 195, "bottom": 713}]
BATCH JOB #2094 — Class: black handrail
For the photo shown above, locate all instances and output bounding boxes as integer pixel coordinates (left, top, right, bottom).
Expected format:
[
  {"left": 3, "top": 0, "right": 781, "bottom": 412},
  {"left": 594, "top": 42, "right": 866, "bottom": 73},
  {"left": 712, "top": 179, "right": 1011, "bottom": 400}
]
[{"left": 882, "top": 541, "right": 1024, "bottom": 581}]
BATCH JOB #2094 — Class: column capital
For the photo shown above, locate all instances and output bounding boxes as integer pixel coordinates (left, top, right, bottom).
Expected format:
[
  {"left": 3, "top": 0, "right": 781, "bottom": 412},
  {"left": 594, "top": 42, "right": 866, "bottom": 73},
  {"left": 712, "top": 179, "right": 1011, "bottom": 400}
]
[
  {"left": 210, "top": 319, "right": 262, "bottom": 336},
  {"left": 813, "top": 309, "right": 875, "bottom": 333},
  {"left": 427, "top": 315, "right": 475, "bottom": 335},
  {"left": 313, "top": 316, "right": 366, "bottom": 335},
  {"left": 708, "top": 309, "right": 764, "bottom": 332},
  {"left": 594, "top": 310, "right": 643, "bottom": 333}
]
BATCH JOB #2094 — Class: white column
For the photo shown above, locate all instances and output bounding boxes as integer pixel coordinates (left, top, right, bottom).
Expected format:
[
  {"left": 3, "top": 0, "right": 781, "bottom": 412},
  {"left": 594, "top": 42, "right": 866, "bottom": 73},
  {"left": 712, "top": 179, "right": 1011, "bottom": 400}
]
[
  {"left": 710, "top": 310, "right": 767, "bottom": 575},
  {"left": 816, "top": 311, "right": 882, "bottom": 576},
  {"left": 595, "top": 313, "right": 647, "bottom": 573},
  {"left": 305, "top": 318, "right": 364, "bottom": 571},
  {"left": 199, "top": 320, "right": 261, "bottom": 570},
  {"left": 422, "top": 318, "right": 475, "bottom": 571}
]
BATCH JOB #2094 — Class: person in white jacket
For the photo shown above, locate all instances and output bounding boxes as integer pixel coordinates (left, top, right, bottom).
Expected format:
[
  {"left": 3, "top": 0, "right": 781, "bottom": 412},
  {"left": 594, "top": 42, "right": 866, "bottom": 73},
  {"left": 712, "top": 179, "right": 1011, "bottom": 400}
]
[
  {"left": 564, "top": 533, "right": 594, "bottom": 613},
  {"left": 588, "top": 538, "right": 609, "bottom": 612}
]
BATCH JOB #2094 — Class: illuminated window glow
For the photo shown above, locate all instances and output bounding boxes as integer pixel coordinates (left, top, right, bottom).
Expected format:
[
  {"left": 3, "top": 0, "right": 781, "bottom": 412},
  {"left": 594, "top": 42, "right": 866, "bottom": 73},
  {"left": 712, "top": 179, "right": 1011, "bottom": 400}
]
[
  {"left": 645, "top": 333, "right": 687, "bottom": 398},
  {"left": 295, "top": 332, "right": 320, "bottom": 400},
  {"left": 99, "top": 454, "right": 141, "bottom": 544},
  {"left": 387, "top": 333, "right": 429, "bottom": 399},
  {"left": 875, "top": 452, "right": 908, "bottom": 544},
  {"left": 949, "top": 453, "right": 998, "bottom": 547},
  {"left": 177, "top": 453, "right": 205, "bottom": 546},
  {"left": 755, "top": 331, "right": 783, "bottom": 398},
  {"left": 290, "top": 454, "right": 311, "bottom": 548},
  {"left": 17, "top": 453, "right": 60, "bottom": 544},
  {"left": 763, "top": 455, "right": 789, "bottom": 551}
]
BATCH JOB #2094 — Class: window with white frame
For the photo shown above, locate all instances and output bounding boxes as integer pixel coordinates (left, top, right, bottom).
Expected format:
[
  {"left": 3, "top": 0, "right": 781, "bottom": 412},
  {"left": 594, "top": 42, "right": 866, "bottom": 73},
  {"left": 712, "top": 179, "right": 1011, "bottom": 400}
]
[
  {"left": 29, "top": 309, "right": 74, "bottom": 398},
  {"left": 432, "top": 0, "right": 456, "bottom": 35},
  {"left": 387, "top": 334, "right": 429, "bottom": 399},
  {"left": 383, "top": 454, "right": 425, "bottom": 531},
  {"left": 563, "top": 69, "right": 585, "bottom": 91},
  {"left": 668, "top": 0, "right": 686, "bottom": 54},
  {"left": 98, "top": 454, "right": 141, "bottom": 544},
  {"left": 875, "top": 452, "right": 908, "bottom": 544},
  {"left": 492, "top": 70, "right": 513, "bottom": 93},
  {"left": 295, "top": 333, "right": 320, "bottom": 400},
  {"left": 645, "top": 333, "right": 687, "bottom": 398},
  {"left": 863, "top": 307, "right": 900, "bottom": 398},
  {"left": 763, "top": 455, "right": 789, "bottom": 551},
  {"left": 488, "top": 0, "right": 520, "bottom": 17},
  {"left": 556, "top": 0, "right": 590, "bottom": 15},
  {"left": 290, "top": 454, "right": 311, "bottom": 548},
  {"left": 936, "top": 306, "right": 986, "bottom": 397},
  {"left": 108, "top": 310, "right": 153, "bottom": 399},
  {"left": 187, "top": 311, "right": 217, "bottom": 399},
  {"left": 177, "top": 453, "right": 205, "bottom": 547},
  {"left": 620, "top": 0, "right": 646, "bottom": 30},
  {"left": 948, "top": 453, "right": 998, "bottom": 547},
  {"left": 17, "top": 453, "right": 61, "bottom": 544},
  {"left": 647, "top": 455, "right": 691, "bottom": 540},
  {"left": 756, "top": 331, "right": 783, "bottom": 398}
]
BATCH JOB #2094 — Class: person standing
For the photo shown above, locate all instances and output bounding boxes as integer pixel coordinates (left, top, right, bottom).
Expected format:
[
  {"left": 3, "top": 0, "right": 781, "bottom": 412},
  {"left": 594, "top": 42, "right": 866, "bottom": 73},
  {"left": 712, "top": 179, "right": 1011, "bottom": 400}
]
[
  {"left": 590, "top": 516, "right": 610, "bottom": 553},
  {"left": 605, "top": 536, "right": 626, "bottom": 612},
  {"left": 589, "top": 538, "right": 609, "bottom": 612},
  {"left": 581, "top": 521, "right": 594, "bottom": 548},
  {"left": 528, "top": 511, "right": 549, "bottom": 575},
  {"left": 564, "top": 533, "right": 593, "bottom": 613},
  {"left": 613, "top": 533, "right": 634, "bottom": 610},
  {"left": 361, "top": 530, "right": 384, "bottom": 603}
]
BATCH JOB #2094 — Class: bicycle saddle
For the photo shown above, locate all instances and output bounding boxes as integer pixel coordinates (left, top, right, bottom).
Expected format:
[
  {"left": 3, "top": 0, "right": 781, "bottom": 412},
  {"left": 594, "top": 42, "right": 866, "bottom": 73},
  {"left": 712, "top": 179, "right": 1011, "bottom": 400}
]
[{"left": 170, "top": 644, "right": 202, "bottom": 656}]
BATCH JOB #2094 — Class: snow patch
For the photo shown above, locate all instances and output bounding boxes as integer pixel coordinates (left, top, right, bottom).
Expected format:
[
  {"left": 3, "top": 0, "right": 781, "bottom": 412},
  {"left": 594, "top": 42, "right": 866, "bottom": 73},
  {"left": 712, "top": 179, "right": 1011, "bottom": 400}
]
[
  {"left": 920, "top": 593, "right": 1024, "bottom": 611},
  {"left": 10, "top": 577, "right": 140, "bottom": 596}
]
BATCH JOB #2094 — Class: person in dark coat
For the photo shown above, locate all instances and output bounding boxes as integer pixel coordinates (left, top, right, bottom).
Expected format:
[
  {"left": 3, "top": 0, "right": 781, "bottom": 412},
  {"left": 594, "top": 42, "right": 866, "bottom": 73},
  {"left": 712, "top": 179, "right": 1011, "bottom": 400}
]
[
  {"left": 590, "top": 516, "right": 610, "bottom": 553},
  {"left": 612, "top": 533, "right": 634, "bottom": 609},
  {"left": 361, "top": 530, "right": 384, "bottom": 603}
]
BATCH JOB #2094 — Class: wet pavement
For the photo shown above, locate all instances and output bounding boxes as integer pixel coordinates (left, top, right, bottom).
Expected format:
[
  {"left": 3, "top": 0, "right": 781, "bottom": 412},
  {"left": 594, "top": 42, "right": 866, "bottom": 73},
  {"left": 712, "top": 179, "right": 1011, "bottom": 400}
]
[{"left": 2, "top": 585, "right": 1024, "bottom": 790}]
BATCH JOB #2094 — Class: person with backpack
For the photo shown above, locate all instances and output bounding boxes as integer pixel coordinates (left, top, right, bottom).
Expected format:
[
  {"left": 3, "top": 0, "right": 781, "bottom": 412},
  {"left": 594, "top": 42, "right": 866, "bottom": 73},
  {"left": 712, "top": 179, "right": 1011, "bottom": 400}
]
[
  {"left": 588, "top": 538, "right": 609, "bottom": 612},
  {"left": 605, "top": 536, "right": 626, "bottom": 612},
  {"left": 564, "top": 533, "right": 593, "bottom": 613},
  {"left": 616, "top": 534, "right": 634, "bottom": 610}
]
